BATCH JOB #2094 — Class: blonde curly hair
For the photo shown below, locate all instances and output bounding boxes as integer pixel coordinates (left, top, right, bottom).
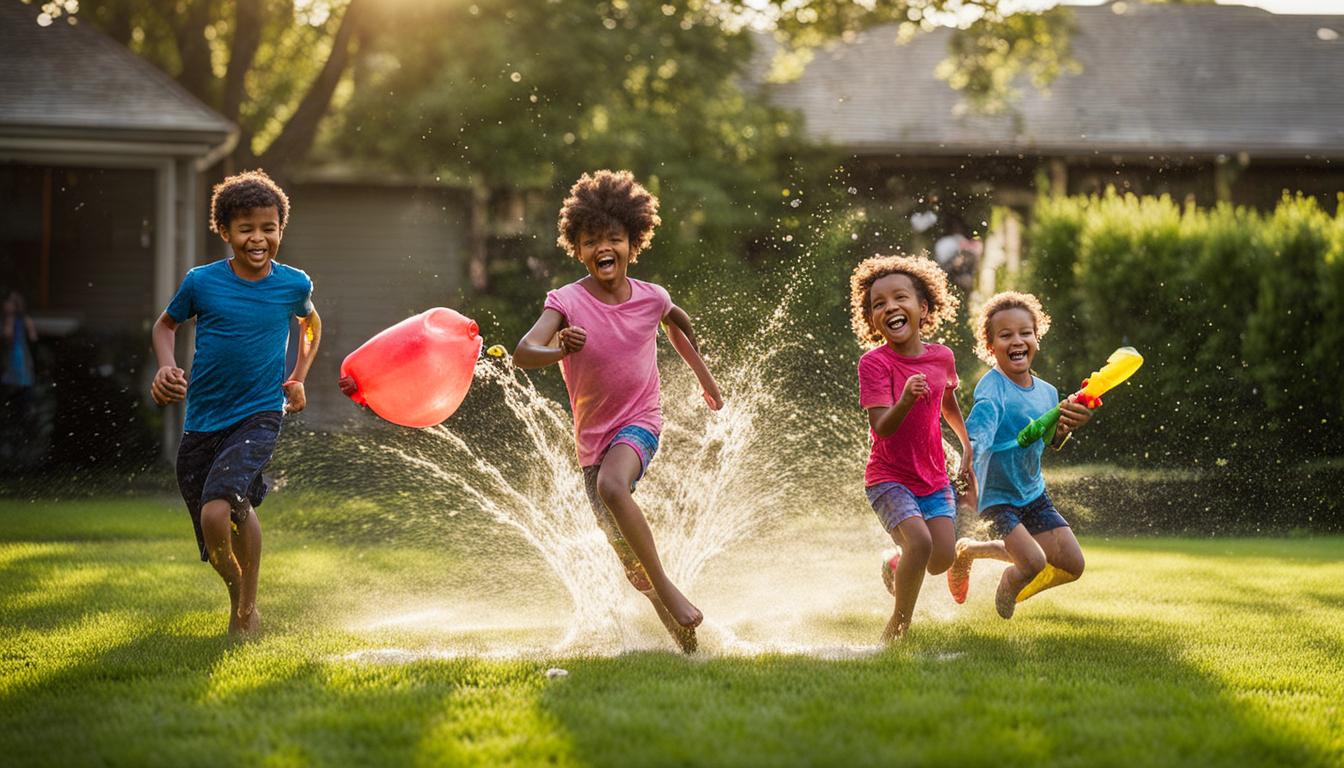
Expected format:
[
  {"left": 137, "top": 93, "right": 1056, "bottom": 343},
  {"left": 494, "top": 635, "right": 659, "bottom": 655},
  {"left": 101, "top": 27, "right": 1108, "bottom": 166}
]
[
  {"left": 973, "top": 291, "right": 1052, "bottom": 364},
  {"left": 849, "top": 253, "right": 960, "bottom": 348}
]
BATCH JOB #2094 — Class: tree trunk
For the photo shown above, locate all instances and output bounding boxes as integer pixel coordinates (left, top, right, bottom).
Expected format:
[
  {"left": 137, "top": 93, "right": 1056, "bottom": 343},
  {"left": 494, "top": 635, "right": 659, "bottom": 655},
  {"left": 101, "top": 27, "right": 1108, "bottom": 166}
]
[
  {"left": 173, "top": 0, "right": 214, "bottom": 103},
  {"left": 223, "top": 0, "right": 264, "bottom": 122},
  {"left": 258, "top": 0, "right": 365, "bottom": 172}
]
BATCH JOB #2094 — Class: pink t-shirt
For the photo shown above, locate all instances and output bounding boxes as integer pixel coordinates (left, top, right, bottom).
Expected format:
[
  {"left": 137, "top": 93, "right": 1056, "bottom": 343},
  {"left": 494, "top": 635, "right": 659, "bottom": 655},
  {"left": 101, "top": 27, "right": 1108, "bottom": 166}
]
[
  {"left": 858, "top": 342, "right": 959, "bottom": 494},
  {"left": 544, "top": 277, "right": 672, "bottom": 466}
]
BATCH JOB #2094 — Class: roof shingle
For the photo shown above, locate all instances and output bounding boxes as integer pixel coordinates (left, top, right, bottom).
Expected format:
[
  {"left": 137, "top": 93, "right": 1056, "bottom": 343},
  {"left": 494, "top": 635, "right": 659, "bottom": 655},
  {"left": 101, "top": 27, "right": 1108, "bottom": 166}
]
[{"left": 763, "top": 2, "right": 1344, "bottom": 158}]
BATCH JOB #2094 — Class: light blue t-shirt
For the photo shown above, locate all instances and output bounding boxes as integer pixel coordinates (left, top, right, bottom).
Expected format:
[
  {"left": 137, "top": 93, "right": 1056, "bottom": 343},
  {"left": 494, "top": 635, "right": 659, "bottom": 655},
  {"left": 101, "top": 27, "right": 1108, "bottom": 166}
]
[
  {"left": 965, "top": 367, "right": 1060, "bottom": 511},
  {"left": 166, "top": 259, "right": 313, "bottom": 432}
]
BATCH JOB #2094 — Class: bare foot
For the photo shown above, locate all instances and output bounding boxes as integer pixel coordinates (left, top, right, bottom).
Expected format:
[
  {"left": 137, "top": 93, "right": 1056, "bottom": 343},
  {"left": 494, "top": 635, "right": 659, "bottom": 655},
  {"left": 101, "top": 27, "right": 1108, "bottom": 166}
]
[
  {"left": 948, "top": 538, "right": 973, "bottom": 604},
  {"left": 648, "top": 593, "right": 698, "bottom": 654},
  {"left": 995, "top": 571, "right": 1018, "bottom": 619},
  {"left": 229, "top": 606, "right": 261, "bottom": 638},
  {"left": 881, "top": 615, "right": 908, "bottom": 644},
  {"left": 660, "top": 585, "right": 703, "bottom": 629}
]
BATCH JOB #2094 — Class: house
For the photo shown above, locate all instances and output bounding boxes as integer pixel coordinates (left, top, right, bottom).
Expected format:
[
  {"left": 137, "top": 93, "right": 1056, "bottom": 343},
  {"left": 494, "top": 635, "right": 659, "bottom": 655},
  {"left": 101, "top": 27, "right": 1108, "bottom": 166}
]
[
  {"left": 0, "top": 0, "right": 471, "bottom": 461},
  {"left": 764, "top": 1, "right": 1344, "bottom": 213},
  {"left": 0, "top": 0, "right": 236, "bottom": 464}
]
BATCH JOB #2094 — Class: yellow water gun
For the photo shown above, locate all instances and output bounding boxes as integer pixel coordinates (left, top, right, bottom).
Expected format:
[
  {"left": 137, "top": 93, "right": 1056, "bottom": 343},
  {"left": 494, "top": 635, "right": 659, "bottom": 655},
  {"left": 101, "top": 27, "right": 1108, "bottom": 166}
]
[{"left": 1016, "top": 346, "right": 1144, "bottom": 448}]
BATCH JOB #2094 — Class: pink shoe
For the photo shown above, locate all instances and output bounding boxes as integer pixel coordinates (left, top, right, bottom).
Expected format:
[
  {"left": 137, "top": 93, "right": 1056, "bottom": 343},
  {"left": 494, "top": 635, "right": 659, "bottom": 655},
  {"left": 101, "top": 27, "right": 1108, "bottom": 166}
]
[
  {"left": 948, "top": 539, "right": 972, "bottom": 604},
  {"left": 881, "top": 548, "right": 901, "bottom": 597}
]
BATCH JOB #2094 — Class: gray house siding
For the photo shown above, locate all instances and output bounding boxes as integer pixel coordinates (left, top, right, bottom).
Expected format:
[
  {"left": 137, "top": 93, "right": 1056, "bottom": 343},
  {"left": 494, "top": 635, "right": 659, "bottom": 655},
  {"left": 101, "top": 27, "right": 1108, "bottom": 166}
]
[{"left": 277, "top": 181, "right": 471, "bottom": 427}]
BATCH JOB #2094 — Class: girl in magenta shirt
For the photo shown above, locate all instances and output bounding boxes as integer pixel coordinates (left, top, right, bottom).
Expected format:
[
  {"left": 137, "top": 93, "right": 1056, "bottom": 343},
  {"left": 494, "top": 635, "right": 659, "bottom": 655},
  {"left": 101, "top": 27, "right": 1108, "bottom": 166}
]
[
  {"left": 850, "top": 254, "right": 974, "bottom": 642},
  {"left": 514, "top": 171, "right": 722, "bottom": 653}
]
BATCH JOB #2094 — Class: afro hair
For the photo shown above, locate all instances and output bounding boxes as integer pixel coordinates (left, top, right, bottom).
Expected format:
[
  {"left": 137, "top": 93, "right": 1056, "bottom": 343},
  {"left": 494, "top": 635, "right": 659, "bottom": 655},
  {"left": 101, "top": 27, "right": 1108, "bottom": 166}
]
[{"left": 556, "top": 170, "right": 661, "bottom": 261}]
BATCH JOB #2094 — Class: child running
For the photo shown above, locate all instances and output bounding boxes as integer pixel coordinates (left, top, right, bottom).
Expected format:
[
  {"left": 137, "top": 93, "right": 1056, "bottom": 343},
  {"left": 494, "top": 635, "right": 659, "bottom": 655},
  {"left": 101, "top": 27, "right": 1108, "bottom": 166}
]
[
  {"left": 850, "top": 254, "right": 974, "bottom": 643},
  {"left": 946, "top": 291, "right": 1092, "bottom": 618},
  {"left": 513, "top": 170, "right": 722, "bottom": 653},
  {"left": 150, "top": 170, "right": 320, "bottom": 636}
]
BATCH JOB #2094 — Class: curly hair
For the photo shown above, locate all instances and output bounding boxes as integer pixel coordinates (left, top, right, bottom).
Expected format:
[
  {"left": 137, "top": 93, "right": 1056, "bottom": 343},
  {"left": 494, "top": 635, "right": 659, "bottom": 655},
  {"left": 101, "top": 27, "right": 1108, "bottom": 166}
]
[
  {"left": 973, "top": 291, "right": 1052, "bottom": 363},
  {"left": 209, "top": 169, "right": 290, "bottom": 233},
  {"left": 849, "top": 253, "right": 960, "bottom": 347},
  {"left": 556, "top": 170, "right": 661, "bottom": 261}
]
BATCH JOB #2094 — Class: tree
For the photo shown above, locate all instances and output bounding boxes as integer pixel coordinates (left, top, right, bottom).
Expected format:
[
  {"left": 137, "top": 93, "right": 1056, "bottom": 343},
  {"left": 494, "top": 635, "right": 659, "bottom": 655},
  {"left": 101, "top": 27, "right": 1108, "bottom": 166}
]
[
  {"left": 332, "top": 0, "right": 807, "bottom": 296},
  {"left": 48, "top": 0, "right": 368, "bottom": 173}
]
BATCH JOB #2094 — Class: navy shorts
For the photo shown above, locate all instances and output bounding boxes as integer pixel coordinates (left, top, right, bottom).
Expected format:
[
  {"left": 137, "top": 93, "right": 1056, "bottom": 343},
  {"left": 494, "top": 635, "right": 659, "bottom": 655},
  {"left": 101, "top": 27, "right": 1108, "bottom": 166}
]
[
  {"left": 175, "top": 411, "right": 282, "bottom": 561},
  {"left": 981, "top": 492, "right": 1069, "bottom": 538}
]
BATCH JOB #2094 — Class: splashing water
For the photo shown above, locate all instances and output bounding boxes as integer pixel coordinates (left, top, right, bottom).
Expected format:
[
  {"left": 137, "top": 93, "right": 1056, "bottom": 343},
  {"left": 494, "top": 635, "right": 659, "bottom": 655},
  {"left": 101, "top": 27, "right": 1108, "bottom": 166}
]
[{"left": 376, "top": 292, "right": 814, "bottom": 651}]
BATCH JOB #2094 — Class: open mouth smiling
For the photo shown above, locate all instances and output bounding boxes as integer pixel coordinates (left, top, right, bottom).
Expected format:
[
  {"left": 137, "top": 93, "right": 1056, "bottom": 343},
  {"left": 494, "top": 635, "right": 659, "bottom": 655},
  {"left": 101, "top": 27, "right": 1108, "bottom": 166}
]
[
  {"left": 1007, "top": 348, "right": 1029, "bottom": 363},
  {"left": 884, "top": 313, "right": 908, "bottom": 333},
  {"left": 596, "top": 255, "right": 617, "bottom": 270}
]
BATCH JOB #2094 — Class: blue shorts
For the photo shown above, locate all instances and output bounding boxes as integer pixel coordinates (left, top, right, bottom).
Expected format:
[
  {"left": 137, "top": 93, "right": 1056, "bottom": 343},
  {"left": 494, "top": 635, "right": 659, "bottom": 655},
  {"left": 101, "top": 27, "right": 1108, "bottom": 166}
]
[
  {"left": 982, "top": 492, "right": 1070, "bottom": 538},
  {"left": 866, "top": 482, "right": 956, "bottom": 532},
  {"left": 581, "top": 425, "right": 661, "bottom": 591},
  {"left": 175, "top": 411, "right": 282, "bottom": 562}
]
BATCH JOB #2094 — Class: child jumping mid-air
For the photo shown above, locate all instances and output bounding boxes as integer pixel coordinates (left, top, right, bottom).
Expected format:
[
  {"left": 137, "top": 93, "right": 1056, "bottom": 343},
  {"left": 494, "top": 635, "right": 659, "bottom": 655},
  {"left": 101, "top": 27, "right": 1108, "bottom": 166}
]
[
  {"left": 946, "top": 291, "right": 1092, "bottom": 618},
  {"left": 513, "top": 170, "right": 722, "bottom": 653},
  {"left": 850, "top": 254, "right": 974, "bottom": 642},
  {"left": 151, "top": 170, "right": 320, "bottom": 636}
]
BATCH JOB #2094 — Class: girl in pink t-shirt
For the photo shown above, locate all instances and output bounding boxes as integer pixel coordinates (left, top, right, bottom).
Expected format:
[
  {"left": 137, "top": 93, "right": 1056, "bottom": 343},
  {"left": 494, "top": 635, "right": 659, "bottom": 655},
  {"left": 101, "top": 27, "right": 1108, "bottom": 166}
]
[
  {"left": 850, "top": 254, "right": 975, "bottom": 642},
  {"left": 513, "top": 171, "right": 722, "bottom": 653}
]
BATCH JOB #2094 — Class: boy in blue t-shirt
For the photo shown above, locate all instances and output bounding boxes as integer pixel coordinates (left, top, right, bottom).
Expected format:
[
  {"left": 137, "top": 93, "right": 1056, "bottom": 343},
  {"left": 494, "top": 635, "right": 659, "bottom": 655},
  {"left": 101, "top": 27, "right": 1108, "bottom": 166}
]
[
  {"left": 150, "top": 170, "right": 321, "bottom": 636},
  {"left": 946, "top": 292, "right": 1093, "bottom": 619}
]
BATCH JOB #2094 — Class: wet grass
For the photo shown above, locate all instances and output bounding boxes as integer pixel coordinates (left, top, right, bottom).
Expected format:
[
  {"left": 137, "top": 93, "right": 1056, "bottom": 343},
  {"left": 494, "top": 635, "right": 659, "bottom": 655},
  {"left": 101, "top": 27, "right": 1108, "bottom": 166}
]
[{"left": 1, "top": 497, "right": 1341, "bottom": 767}]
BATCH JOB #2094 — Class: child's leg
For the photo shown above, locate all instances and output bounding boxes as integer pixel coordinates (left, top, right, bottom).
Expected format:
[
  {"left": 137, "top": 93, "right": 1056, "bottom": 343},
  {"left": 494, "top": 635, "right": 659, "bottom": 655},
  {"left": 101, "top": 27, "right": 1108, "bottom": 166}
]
[
  {"left": 232, "top": 505, "right": 262, "bottom": 631},
  {"left": 957, "top": 538, "right": 1013, "bottom": 563},
  {"left": 883, "top": 517, "right": 932, "bottom": 642},
  {"left": 946, "top": 535, "right": 1010, "bottom": 605},
  {"left": 1016, "top": 526, "right": 1084, "bottom": 603},
  {"left": 595, "top": 445, "right": 702, "bottom": 629},
  {"left": 994, "top": 525, "right": 1046, "bottom": 619},
  {"left": 924, "top": 516, "right": 957, "bottom": 575},
  {"left": 199, "top": 498, "right": 244, "bottom": 631}
]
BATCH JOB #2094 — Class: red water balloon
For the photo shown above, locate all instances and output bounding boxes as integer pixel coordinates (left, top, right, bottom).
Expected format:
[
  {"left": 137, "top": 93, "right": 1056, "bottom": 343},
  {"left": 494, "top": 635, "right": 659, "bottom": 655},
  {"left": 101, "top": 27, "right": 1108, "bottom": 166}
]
[{"left": 340, "top": 308, "right": 483, "bottom": 427}]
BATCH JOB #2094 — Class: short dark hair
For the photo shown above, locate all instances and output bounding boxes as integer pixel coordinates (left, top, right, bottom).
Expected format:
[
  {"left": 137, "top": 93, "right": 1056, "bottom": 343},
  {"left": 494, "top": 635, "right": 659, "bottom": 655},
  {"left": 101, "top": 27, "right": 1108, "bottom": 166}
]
[
  {"left": 209, "top": 169, "right": 290, "bottom": 233},
  {"left": 556, "top": 170, "right": 661, "bottom": 261}
]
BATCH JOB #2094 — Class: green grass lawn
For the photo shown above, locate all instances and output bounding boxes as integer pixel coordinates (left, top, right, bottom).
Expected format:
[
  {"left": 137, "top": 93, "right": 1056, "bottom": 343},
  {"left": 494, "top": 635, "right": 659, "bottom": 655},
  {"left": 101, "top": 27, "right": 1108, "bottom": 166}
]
[{"left": 2, "top": 497, "right": 1341, "bottom": 767}]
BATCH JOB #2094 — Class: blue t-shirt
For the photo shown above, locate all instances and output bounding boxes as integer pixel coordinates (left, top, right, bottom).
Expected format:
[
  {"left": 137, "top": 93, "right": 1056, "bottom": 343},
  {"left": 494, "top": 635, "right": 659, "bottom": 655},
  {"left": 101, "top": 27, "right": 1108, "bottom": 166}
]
[
  {"left": 965, "top": 367, "right": 1059, "bottom": 511},
  {"left": 166, "top": 259, "right": 313, "bottom": 432},
  {"left": 3, "top": 315, "right": 35, "bottom": 387}
]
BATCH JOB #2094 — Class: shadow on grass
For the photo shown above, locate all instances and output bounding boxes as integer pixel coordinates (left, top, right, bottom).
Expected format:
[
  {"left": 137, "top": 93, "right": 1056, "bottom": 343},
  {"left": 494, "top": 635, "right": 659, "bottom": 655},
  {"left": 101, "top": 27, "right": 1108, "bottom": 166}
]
[
  {"left": 2, "top": 612, "right": 1331, "bottom": 767},
  {"left": 536, "top": 614, "right": 1333, "bottom": 768}
]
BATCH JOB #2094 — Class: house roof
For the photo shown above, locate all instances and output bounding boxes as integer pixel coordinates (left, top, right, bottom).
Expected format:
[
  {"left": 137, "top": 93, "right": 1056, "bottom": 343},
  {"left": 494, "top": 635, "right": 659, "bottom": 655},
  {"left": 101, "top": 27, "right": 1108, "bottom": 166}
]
[
  {"left": 763, "top": 2, "right": 1344, "bottom": 159},
  {"left": 0, "top": 0, "right": 235, "bottom": 153}
]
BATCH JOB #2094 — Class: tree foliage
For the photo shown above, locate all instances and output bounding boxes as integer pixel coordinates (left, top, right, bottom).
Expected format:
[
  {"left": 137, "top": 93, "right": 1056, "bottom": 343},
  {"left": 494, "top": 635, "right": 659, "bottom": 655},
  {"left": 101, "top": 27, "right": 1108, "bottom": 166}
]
[{"left": 56, "top": 0, "right": 366, "bottom": 172}]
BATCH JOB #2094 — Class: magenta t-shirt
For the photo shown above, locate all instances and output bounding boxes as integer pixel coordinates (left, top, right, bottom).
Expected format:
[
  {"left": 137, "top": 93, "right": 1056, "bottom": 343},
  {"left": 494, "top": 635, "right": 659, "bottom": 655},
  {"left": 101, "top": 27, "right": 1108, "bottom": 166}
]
[
  {"left": 544, "top": 277, "right": 672, "bottom": 466},
  {"left": 858, "top": 342, "right": 959, "bottom": 494}
]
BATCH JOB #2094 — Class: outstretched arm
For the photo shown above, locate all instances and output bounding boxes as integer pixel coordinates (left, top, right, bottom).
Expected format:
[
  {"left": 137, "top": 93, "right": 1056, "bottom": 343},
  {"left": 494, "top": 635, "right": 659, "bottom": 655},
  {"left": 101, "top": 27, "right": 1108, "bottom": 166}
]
[
  {"left": 513, "top": 308, "right": 585, "bottom": 369},
  {"left": 283, "top": 307, "right": 322, "bottom": 413},
  {"left": 663, "top": 304, "right": 722, "bottom": 410}
]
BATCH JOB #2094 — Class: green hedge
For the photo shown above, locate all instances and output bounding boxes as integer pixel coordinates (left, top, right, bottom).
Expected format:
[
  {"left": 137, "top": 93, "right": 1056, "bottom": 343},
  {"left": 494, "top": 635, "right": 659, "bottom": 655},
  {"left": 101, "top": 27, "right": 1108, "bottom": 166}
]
[{"left": 1024, "top": 192, "right": 1344, "bottom": 466}]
